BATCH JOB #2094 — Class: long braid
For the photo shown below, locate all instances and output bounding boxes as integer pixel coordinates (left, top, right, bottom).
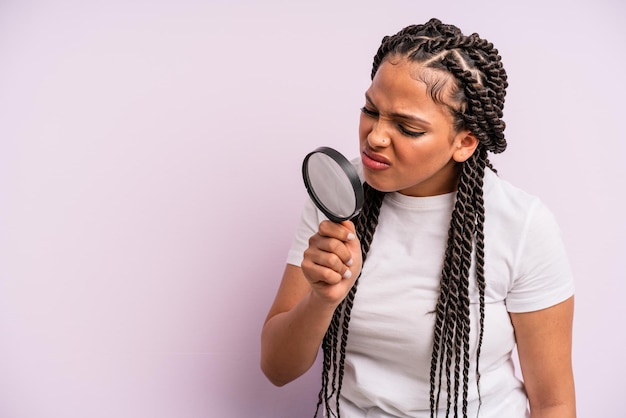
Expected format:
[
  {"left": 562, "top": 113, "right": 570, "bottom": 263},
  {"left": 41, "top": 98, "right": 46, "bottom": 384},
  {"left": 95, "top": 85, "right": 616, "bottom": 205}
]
[
  {"left": 470, "top": 148, "right": 489, "bottom": 416},
  {"left": 316, "top": 18, "right": 508, "bottom": 417},
  {"left": 314, "top": 183, "right": 385, "bottom": 417}
]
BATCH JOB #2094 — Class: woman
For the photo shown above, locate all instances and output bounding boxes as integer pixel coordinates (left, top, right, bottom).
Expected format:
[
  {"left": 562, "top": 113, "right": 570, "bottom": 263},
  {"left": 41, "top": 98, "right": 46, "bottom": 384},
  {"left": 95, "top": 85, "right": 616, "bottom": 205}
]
[{"left": 261, "top": 18, "right": 575, "bottom": 418}]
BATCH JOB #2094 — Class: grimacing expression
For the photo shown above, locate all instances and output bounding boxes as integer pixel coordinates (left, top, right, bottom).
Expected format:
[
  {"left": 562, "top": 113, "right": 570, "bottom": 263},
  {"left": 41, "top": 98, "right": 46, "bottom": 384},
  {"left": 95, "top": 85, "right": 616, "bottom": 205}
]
[{"left": 359, "top": 57, "right": 477, "bottom": 197}]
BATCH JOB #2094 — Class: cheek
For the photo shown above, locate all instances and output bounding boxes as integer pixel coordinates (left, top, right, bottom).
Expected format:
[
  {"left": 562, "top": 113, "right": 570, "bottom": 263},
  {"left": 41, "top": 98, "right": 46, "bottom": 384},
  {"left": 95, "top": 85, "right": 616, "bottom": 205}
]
[{"left": 395, "top": 139, "right": 452, "bottom": 169}]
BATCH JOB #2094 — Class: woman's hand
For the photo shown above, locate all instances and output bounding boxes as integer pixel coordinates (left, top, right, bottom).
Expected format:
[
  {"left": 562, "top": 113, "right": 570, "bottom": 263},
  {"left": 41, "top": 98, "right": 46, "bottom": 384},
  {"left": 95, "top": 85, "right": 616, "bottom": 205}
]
[{"left": 301, "top": 220, "right": 362, "bottom": 307}]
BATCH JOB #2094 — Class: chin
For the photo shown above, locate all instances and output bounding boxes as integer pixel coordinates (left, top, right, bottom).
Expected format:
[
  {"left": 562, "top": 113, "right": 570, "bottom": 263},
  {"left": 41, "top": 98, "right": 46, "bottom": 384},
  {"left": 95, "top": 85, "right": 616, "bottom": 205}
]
[{"left": 363, "top": 175, "right": 397, "bottom": 193}]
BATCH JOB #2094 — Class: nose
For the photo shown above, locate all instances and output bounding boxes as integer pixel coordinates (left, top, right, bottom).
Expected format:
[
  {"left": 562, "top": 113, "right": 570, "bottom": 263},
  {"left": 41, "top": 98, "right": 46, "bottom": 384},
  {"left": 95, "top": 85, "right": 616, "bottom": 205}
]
[{"left": 367, "top": 120, "right": 391, "bottom": 148}]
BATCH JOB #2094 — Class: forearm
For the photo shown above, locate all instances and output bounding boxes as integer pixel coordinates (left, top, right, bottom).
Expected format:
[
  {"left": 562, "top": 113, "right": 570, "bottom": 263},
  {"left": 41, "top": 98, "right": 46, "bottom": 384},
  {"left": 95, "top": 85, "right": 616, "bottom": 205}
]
[{"left": 261, "top": 291, "right": 338, "bottom": 386}]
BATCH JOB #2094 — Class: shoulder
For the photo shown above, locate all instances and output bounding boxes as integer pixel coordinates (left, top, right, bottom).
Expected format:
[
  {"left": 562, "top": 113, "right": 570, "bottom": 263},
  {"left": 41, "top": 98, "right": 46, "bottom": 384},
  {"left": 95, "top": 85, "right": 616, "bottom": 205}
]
[
  {"left": 482, "top": 169, "right": 551, "bottom": 238},
  {"left": 483, "top": 168, "right": 566, "bottom": 260},
  {"left": 482, "top": 168, "right": 565, "bottom": 238},
  {"left": 483, "top": 168, "right": 541, "bottom": 213},
  {"left": 482, "top": 171, "right": 574, "bottom": 311}
]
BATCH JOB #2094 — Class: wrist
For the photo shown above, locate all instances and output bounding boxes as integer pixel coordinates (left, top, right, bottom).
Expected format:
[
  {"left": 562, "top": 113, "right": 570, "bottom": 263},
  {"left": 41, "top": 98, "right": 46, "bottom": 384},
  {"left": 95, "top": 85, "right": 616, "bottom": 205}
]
[{"left": 306, "top": 289, "right": 343, "bottom": 317}]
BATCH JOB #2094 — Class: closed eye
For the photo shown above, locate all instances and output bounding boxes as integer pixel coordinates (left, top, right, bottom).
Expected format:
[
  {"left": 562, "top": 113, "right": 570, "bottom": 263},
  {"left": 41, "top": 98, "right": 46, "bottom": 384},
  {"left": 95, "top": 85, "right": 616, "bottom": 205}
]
[
  {"left": 361, "top": 106, "right": 426, "bottom": 138},
  {"left": 360, "top": 106, "right": 378, "bottom": 118},
  {"left": 397, "top": 124, "right": 426, "bottom": 138}
]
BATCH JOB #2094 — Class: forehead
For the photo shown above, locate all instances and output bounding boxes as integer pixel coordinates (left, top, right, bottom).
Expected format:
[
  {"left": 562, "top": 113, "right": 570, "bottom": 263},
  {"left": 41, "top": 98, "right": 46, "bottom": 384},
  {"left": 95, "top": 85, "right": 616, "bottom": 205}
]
[
  {"left": 370, "top": 56, "right": 460, "bottom": 112},
  {"left": 368, "top": 59, "right": 448, "bottom": 105},
  {"left": 369, "top": 59, "right": 425, "bottom": 99},
  {"left": 382, "top": 54, "right": 452, "bottom": 81}
]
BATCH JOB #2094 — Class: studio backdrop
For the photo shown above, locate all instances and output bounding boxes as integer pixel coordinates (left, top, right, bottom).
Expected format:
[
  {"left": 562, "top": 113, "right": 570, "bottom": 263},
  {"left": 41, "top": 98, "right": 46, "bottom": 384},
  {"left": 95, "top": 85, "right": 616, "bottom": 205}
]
[{"left": 0, "top": 0, "right": 624, "bottom": 417}]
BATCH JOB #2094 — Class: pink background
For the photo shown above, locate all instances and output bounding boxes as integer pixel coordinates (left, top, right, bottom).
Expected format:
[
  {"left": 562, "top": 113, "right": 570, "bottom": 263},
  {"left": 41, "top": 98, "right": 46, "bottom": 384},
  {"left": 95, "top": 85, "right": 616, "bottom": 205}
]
[{"left": 1, "top": 0, "right": 624, "bottom": 416}]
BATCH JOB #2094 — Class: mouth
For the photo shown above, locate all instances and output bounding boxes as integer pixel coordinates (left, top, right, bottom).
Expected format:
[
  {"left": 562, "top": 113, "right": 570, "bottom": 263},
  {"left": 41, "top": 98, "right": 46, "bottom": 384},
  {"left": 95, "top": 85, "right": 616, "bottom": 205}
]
[{"left": 362, "top": 149, "right": 391, "bottom": 170}]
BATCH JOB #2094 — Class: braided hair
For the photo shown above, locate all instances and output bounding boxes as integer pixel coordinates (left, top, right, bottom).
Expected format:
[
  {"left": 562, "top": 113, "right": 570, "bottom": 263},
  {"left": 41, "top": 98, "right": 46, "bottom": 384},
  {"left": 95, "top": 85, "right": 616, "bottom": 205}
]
[{"left": 314, "top": 18, "right": 508, "bottom": 418}]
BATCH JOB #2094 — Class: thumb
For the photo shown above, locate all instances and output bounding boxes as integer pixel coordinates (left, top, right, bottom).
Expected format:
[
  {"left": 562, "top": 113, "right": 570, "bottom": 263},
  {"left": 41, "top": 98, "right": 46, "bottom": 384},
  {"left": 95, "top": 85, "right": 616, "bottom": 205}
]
[
  {"left": 340, "top": 220, "right": 357, "bottom": 242},
  {"left": 340, "top": 220, "right": 362, "bottom": 272}
]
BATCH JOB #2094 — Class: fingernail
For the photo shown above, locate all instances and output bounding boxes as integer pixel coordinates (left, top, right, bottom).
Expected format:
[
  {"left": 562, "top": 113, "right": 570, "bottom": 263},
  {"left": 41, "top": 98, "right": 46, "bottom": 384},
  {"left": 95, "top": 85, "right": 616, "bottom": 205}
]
[
  {"left": 347, "top": 233, "right": 356, "bottom": 241},
  {"left": 346, "top": 258, "right": 353, "bottom": 267},
  {"left": 343, "top": 269, "right": 352, "bottom": 279}
]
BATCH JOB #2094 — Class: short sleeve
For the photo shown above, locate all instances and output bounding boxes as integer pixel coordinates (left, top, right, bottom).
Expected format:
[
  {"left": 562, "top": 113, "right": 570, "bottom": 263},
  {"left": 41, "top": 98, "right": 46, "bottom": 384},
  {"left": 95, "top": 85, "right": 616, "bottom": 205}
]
[{"left": 506, "top": 201, "right": 575, "bottom": 313}]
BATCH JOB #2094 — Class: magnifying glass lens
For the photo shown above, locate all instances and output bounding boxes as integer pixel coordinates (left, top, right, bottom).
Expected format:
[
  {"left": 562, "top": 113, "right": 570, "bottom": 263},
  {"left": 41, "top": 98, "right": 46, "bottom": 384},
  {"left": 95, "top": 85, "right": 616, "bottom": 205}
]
[{"left": 302, "top": 147, "right": 364, "bottom": 223}]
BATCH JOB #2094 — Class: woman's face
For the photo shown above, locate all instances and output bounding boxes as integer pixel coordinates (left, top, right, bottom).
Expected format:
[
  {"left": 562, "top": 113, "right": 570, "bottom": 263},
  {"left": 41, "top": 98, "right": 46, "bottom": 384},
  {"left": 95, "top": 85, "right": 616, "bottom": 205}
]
[{"left": 359, "top": 57, "right": 476, "bottom": 197}]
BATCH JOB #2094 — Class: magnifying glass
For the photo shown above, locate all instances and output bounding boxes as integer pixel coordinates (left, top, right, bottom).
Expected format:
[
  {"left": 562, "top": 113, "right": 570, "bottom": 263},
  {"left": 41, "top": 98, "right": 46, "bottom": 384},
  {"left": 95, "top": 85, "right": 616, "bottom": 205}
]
[{"left": 302, "top": 146, "right": 364, "bottom": 223}]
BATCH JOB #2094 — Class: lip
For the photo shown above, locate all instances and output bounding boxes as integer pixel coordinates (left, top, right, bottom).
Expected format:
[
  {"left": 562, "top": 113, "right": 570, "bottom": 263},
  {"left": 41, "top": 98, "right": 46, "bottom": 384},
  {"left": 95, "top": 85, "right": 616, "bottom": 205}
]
[{"left": 362, "top": 148, "right": 391, "bottom": 170}]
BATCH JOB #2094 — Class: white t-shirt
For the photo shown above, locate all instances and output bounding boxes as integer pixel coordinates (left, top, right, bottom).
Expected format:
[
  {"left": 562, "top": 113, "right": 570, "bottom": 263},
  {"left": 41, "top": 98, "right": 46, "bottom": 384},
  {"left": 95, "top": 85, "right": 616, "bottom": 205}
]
[{"left": 286, "top": 167, "right": 574, "bottom": 418}]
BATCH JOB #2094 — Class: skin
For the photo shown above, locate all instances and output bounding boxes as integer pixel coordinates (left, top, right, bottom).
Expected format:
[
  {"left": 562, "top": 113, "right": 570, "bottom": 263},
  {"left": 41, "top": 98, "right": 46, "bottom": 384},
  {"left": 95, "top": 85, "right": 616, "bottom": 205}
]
[
  {"left": 511, "top": 297, "right": 576, "bottom": 417},
  {"left": 358, "top": 59, "right": 477, "bottom": 196},
  {"left": 261, "top": 57, "right": 576, "bottom": 417}
]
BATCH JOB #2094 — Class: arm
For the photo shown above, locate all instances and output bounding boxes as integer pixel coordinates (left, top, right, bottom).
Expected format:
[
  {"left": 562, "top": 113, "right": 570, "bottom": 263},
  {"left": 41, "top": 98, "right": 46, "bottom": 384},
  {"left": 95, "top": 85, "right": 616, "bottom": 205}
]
[
  {"left": 260, "top": 220, "right": 362, "bottom": 386},
  {"left": 510, "top": 296, "right": 576, "bottom": 418}
]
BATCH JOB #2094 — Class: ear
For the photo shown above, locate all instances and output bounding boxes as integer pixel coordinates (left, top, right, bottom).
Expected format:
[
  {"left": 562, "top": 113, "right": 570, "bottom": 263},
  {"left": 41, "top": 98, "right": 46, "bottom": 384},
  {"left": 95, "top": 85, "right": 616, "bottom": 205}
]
[{"left": 452, "top": 130, "right": 479, "bottom": 163}]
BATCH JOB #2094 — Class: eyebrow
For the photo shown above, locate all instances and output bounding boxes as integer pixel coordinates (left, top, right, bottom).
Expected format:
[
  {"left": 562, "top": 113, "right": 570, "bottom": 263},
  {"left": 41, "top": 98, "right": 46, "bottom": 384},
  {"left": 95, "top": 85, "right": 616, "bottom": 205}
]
[{"left": 365, "top": 93, "right": 432, "bottom": 126}]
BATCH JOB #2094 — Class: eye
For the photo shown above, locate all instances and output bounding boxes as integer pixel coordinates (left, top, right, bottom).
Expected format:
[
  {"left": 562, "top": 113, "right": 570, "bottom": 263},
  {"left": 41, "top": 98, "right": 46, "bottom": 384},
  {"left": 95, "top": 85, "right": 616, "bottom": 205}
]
[
  {"left": 397, "top": 124, "right": 426, "bottom": 138},
  {"left": 360, "top": 106, "right": 378, "bottom": 118}
]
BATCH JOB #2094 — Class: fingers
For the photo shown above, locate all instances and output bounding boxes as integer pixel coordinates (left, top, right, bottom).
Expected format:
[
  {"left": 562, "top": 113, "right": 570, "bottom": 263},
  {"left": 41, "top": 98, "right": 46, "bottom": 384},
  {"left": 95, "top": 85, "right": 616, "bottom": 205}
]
[
  {"left": 302, "top": 221, "right": 358, "bottom": 286},
  {"left": 340, "top": 220, "right": 360, "bottom": 262},
  {"left": 303, "top": 240, "right": 353, "bottom": 282},
  {"left": 318, "top": 220, "right": 356, "bottom": 243},
  {"left": 301, "top": 257, "right": 351, "bottom": 287}
]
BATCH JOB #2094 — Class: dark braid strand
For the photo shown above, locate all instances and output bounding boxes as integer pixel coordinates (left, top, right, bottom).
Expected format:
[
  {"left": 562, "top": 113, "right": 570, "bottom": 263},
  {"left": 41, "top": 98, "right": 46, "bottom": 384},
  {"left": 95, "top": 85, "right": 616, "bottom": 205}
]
[{"left": 314, "top": 183, "right": 385, "bottom": 417}]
